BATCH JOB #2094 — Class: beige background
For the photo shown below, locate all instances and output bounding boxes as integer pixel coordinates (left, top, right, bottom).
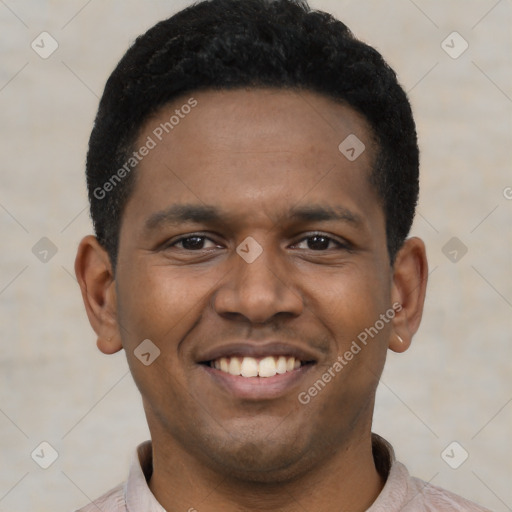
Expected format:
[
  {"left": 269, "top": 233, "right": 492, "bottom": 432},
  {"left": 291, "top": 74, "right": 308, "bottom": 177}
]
[{"left": 0, "top": 1, "right": 511, "bottom": 511}]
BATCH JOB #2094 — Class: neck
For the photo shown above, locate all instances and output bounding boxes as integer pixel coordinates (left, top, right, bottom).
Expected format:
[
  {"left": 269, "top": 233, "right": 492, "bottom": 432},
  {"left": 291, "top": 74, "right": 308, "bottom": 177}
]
[{"left": 148, "top": 431, "right": 385, "bottom": 512}]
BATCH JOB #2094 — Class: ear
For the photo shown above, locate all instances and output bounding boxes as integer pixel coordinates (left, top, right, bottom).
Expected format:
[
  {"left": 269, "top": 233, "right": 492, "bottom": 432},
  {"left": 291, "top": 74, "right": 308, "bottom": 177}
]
[
  {"left": 389, "top": 237, "right": 428, "bottom": 353},
  {"left": 74, "top": 235, "right": 123, "bottom": 354}
]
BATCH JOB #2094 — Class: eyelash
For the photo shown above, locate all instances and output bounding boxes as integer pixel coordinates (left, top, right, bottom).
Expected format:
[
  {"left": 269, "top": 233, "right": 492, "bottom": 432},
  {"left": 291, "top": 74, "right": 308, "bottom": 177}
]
[{"left": 165, "top": 232, "right": 351, "bottom": 252}]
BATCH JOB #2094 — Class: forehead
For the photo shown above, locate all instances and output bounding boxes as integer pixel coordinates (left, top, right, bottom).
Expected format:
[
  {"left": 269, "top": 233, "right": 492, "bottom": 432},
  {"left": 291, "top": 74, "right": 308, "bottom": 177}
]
[
  {"left": 123, "top": 88, "right": 382, "bottom": 233},
  {"left": 145, "top": 88, "right": 375, "bottom": 154}
]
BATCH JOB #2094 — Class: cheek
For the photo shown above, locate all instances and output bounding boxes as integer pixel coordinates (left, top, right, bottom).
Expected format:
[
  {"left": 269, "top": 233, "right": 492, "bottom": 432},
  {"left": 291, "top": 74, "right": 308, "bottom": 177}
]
[
  {"left": 115, "top": 265, "right": 204, "bottom": 420},
  {"left": 304, "top": 263, "right": 391, "bottom": 398},
  {"left": 116, "top": 263, "right": 215, "bottom": 347},
  {"left": 307, "top": 263, "right": 391, "bottom": 341}
]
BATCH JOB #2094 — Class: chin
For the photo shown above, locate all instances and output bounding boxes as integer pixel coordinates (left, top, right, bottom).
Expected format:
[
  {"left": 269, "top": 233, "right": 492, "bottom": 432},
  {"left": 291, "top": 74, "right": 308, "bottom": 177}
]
[{"left": 195, "top": 427, "right": 319, "bottom": 483}]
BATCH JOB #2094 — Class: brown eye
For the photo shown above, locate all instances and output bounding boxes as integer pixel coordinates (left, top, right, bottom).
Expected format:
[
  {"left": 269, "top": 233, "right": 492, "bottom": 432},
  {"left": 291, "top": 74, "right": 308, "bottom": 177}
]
[
  {"left": 169, "top": 235, "right": 218, "bottom": 250},
  {"left": 294, "top": 234, "right": 344, "bottom": 251},
  {"left": 306, "top": 235, "right": 332, "bottom": 250}
]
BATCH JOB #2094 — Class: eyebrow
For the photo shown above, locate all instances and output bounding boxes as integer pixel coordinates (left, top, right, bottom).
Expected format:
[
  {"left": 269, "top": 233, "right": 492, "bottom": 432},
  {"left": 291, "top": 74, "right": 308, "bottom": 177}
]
[
  {"left": 143, "top": 203, "right": 363, "bottom": 233},
  {"left": 288, "top": 204, "right": 362, "bottom": 226}
]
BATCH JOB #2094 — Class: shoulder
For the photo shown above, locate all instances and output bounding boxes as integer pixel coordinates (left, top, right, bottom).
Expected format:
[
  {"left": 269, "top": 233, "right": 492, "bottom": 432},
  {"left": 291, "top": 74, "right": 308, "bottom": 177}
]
[
  {"left": 74, "top": 482, "right": 125, "bottom": 512},
  {"left": 405, "top": 475, "right": 492, "bottom": 512}
]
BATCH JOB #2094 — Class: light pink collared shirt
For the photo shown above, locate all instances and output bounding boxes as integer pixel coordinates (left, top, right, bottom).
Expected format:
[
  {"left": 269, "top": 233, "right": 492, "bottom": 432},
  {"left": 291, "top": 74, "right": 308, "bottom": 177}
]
[{"left": 75, "top": 434, "right": 491, "bottom": 511}]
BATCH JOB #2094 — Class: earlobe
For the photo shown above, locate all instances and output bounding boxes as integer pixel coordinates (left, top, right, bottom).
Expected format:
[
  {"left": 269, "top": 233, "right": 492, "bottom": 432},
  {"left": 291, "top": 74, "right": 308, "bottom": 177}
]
[
  {"left": 97, "top": 335, "right": 123, "bottom": 355},
  {"left": 74, "top": 235, "right": 123, "bottom": 354},
  {"left": 389, "top": 321, "right": 412, "bottom": 353},
  {"left": 389, "top": 237, "right": 428, "bottom": 354}
]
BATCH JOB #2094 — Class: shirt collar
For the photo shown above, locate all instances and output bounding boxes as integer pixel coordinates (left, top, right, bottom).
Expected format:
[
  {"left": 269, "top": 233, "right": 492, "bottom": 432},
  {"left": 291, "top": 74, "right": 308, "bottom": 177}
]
[
  {"left": 125, "top": 440, "right": 166, "bottom": 512},
  {"left": 367, "top": 433, "right": 410, "bottom": 511}
]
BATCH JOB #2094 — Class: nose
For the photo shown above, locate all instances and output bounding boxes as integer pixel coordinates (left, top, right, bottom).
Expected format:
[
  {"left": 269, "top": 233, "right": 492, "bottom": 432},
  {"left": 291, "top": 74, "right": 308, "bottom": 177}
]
[{"left": 212, "top": 242, "right": 304, "bottom": 324}]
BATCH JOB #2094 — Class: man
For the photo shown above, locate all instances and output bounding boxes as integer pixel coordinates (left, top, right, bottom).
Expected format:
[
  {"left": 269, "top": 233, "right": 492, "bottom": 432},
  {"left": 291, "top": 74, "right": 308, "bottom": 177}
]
[{"left": 73, "top": 0, "right": 490, "bottom": 510}]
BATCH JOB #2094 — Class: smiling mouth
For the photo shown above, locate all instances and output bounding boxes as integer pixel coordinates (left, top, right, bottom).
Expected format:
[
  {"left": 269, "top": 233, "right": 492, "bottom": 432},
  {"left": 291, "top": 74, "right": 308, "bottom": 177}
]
[{"left": 203, "top": 356, "right": 315, "bottom": 378}]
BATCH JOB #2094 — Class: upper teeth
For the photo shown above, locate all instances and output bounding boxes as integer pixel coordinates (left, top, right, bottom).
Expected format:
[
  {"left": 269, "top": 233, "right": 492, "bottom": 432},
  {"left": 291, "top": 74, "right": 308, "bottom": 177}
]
[{"left": 211, "top": 356, "right": 301, "bottom": 378}]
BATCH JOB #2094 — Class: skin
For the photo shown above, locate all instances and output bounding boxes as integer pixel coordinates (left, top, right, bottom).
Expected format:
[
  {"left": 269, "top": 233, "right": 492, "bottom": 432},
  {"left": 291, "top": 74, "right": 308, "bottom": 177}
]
[{"left": 75, "top": 89, "right": 428, "bottom": 512}]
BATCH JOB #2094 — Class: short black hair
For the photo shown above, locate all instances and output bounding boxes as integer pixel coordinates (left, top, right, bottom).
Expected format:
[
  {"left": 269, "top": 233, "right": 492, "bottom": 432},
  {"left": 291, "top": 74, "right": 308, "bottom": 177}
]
[{"left": 86, "top": 0, "right": 419, "bottom": 272}]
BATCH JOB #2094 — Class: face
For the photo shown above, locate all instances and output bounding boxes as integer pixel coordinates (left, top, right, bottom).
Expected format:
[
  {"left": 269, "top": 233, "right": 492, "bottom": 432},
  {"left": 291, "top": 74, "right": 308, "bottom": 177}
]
[{"left": 110, "top": 89, "right": 399, "bottom": 481}]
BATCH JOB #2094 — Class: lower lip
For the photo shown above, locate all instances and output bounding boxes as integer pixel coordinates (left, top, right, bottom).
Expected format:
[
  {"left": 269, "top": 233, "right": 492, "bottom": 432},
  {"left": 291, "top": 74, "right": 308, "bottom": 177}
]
[{"left": 200, "top": 364, "right": 315, "bottom": 401}]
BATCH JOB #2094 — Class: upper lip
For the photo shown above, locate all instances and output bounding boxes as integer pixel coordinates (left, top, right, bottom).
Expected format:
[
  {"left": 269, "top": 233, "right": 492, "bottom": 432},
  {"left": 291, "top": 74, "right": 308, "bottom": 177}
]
[{"left": 197, "top": 341, "right": 319, "bottom": 364}]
